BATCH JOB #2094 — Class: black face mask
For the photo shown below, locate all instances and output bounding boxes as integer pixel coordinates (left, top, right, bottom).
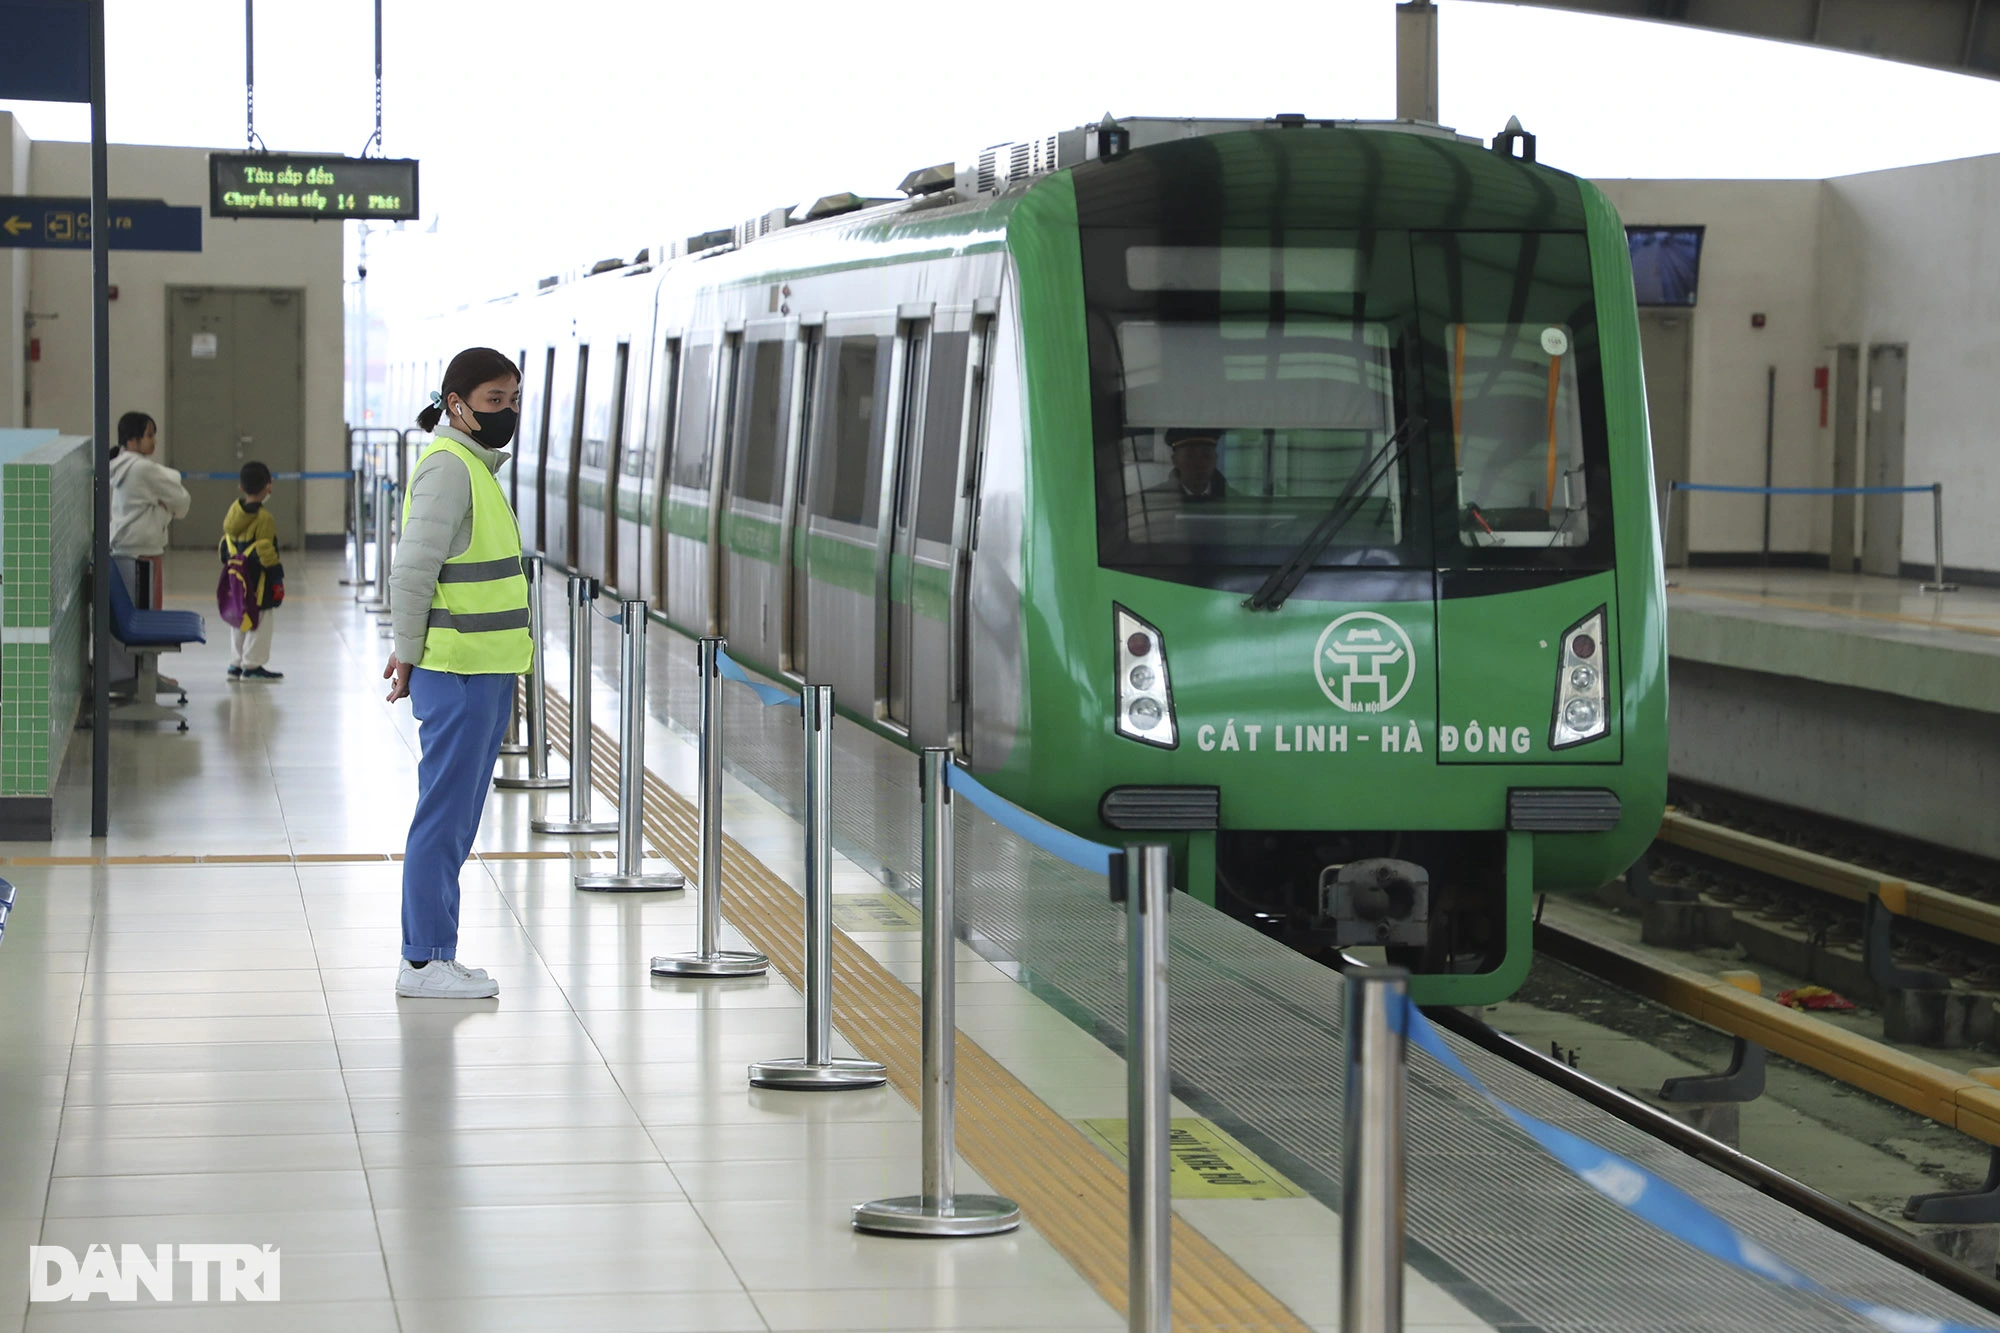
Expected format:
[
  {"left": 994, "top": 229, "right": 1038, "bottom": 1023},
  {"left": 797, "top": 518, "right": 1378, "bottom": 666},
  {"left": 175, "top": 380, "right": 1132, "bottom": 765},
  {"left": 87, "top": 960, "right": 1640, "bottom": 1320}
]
[{"left": 458, "top": 406, "right": 518, "bottom": 450}]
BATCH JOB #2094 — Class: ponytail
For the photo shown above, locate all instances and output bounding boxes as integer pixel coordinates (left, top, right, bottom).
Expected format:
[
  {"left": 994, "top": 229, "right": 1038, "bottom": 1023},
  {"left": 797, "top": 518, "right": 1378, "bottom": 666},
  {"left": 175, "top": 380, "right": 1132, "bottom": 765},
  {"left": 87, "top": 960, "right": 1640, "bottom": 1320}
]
[{"left": 417, "top": 346, "right": 521, "bottom": 432}]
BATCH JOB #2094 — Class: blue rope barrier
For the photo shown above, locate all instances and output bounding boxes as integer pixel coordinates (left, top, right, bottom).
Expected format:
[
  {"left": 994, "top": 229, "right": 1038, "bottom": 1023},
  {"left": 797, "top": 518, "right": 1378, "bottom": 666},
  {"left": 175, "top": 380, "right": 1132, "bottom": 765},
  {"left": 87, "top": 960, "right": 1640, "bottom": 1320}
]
[
  {"left": 1404, "top": 997, "right": 1998, "bottom": 1332},
  {"left": 1670, "top": 482, "right": 1935, "bottom": 496},
  {"left": 714, "top": 646, "right": 802, "bottom": 708},
  {"left": 944, "top": 764, "right": 1117, "bottom": 876},
  {"left": 190, "top": 470, "right": 353, "bottom": 481}
]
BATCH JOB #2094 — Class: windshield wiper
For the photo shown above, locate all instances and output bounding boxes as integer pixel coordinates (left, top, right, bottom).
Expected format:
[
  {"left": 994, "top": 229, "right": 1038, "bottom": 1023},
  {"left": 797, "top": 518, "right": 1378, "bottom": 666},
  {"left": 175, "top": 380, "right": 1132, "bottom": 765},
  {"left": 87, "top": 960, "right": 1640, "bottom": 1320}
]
[{"left": 1242, "top": 414, "right": 1426, "bottom": 612}]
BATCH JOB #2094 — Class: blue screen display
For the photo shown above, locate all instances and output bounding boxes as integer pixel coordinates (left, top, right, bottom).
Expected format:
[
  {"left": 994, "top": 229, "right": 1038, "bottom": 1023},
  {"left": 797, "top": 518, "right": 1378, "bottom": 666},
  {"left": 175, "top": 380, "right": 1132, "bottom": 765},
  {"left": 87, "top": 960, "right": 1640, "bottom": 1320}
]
[{"left": 1627, "top": 227, "right": 1703, "bottom": 307}]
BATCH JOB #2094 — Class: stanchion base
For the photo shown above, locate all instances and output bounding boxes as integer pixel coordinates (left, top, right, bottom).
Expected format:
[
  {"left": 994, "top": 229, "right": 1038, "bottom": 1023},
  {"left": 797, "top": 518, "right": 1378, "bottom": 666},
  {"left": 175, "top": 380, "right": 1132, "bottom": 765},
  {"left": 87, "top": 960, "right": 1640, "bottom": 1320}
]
[
  {"left": 852, "top": 1194, "right": 1021, "bottom": 1238},
  {"left": 575, "top": 866, "right": 685, "bottom": 893},
  {"left": 494, "top": 774, "right": 569, "bottom": 791},
  {"left": 498, "top": 742, "right": 529, "bottom": 756},
  {"left": 747, "top": 1057, "right": 887, "bottom": 1091},
  {"left": 651, "top": 949, "right": 769, "bottom": 978},
  {"left": 360, "top": 603, "right": 390, "bottom": 616},
  {"left": 337, "top": 578, "right": 369, "bottom": 587},
  {"left": 1923, "top": 582, "right": 1960, "bottom": 593},
  {"left": 531, "top": 818, "right": 620, "bottom": 835}
]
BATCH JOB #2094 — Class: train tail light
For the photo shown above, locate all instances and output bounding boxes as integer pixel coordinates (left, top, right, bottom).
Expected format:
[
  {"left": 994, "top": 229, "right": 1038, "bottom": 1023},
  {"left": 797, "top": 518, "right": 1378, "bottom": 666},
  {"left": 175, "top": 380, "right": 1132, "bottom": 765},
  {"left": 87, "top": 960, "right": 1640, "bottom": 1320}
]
[
  {"left": 1114, "top": 605, "right": 1177, "bottom": 748},
  {"left": 1550, "top": 606, "right": 1608, "bottom": 750}
]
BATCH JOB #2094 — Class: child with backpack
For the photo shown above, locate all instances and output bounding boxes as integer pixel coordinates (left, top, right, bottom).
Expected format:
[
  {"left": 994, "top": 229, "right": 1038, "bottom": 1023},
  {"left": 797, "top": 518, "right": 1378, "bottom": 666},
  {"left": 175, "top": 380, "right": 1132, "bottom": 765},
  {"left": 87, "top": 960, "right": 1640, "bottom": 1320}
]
[{"left": 218, "top": 461, "right": 285, "bottom": 682}]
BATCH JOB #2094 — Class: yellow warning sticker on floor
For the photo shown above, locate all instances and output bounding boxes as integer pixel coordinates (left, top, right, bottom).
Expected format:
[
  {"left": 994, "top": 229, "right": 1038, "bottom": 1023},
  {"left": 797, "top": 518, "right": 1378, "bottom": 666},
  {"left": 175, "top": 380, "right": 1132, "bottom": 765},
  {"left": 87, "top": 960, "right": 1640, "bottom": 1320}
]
[
  {"left": 831, "top": 891, "right": 922, "bottom": 932},
  {"left": 1077, "top": 1118, "right": 1306, "bottom": 1199}
]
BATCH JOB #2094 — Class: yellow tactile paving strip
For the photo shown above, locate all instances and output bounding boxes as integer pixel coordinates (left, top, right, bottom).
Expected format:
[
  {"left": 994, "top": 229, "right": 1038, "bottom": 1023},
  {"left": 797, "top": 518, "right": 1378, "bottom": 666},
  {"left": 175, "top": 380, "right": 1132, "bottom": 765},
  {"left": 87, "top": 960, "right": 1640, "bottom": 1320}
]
[{"left": 545, "top": 689, "right": 1311, "bottom": 1333}]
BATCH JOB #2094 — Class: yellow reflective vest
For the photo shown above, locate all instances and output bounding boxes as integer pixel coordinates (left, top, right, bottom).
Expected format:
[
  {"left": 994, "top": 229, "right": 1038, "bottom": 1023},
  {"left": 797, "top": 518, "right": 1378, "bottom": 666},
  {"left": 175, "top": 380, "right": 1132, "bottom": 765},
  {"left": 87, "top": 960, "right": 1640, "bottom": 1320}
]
[{"left": 404, "top": 435, "right": 532, "bottom": 674}]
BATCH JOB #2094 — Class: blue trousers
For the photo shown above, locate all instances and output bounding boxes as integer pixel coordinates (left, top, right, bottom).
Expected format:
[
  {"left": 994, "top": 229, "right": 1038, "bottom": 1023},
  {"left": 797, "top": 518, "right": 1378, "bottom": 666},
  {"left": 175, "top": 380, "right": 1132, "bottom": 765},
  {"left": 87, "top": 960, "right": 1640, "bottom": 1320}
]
[{"left": 402, "top": 668, "right": 514, "bottom": 962}]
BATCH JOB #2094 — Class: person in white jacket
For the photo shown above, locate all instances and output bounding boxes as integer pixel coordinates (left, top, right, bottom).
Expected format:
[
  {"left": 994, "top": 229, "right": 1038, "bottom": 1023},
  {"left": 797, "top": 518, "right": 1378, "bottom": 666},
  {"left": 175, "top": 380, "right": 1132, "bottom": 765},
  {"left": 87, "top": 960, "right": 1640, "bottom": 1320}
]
[{"left": 108, "top": 412, "right": 190, "bottom": 691}]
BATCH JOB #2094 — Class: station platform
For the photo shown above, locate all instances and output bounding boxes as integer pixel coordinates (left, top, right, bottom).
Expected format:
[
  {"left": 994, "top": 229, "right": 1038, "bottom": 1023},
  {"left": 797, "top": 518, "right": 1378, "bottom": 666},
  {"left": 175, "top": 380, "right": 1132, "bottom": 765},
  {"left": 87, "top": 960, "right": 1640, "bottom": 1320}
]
[
  {"left": 1663, "top": 570, "right": 2000, "bottom": 859},
  {"left": 0, "top": 554, "right": 1991, "bottom": 1331}
]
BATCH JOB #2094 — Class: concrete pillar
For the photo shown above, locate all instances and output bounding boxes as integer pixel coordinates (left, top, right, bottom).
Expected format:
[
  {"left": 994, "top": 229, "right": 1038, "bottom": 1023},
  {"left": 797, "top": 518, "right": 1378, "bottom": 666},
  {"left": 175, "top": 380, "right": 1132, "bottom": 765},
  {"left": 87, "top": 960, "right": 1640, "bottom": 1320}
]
[{"left": 1396, "top": 1, "right": 1440, "bottom": 124}]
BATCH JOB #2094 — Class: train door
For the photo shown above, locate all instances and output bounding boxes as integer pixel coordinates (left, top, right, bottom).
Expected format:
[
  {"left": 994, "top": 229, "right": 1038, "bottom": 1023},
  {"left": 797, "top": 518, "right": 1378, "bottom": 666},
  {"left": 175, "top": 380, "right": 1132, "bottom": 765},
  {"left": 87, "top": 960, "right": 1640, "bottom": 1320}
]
[
  {"left": 880, "top": 314, "right": 930, "bottom": 730},
  {"left": 644, "top": 335, "right": 682, "bottom": 610},
  {"left": 946, "top": 310, "right": 995, "bottom": 754},
  {"left": 781, "top": 323, "right": 823, "bottom": 678},
  {"left": 165, "top": 287, "right": 304, "bottom": 548},
  {"left": 523, "top": 346, "right": 554, "bottom": 555},
  {"left": 509, "top": 347, "right": 528, "bottom": 513},
  {"left": 723, "top": 323, "right": 791, "bottom": 667},
  {"left": 801, "top": 316, "right": 895, "bottom": 709},
  {"left": 575, "top": 340, "right": 627, "bottom": 585},
  {"left": 1861, "top": 343, "right": 1907, "bottom": 578},
  {"left": 1637, "top": 310, "right": 1690, "bottom": 567},
  {"left": 897, "top": 315, "right": 980, "bottom": 749},
  {"left": 705, "top": 332, "right": 742, "bottom": 636},
  {"left": 664, "top": 335, "right": 719, "bottom": 634},
  {"left": 1827, "top": 344, "right": 1860, "bottom": 573}
]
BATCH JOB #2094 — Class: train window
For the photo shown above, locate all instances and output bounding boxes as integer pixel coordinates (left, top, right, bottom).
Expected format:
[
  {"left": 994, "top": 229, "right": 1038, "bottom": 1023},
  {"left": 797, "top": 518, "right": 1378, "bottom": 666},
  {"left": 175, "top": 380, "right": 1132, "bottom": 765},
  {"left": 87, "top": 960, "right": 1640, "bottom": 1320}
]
[
  {"left": 547, "top": 346, "right": 584, "bottom": 468},
  {"left": 1082, "top": 228, "right": 1428, "bottom": 576},
  {"left": 1447, "top": 324, "right": 1587, "bottom": 546},
  {"left": 1413, "top": 231, "right": 1611, "bottom": 565},
  {"left": 672, "top": 343, "right": 715, "bottom": 489},
  {"left": 731, "top": 339, "right": 788, "bottom": 505},
  {"left": 890, "top": 326, "right": 928, "bottom": 530},
  {"left": 913, "top": 330, "right": 970, "bottom": 544},
  {"left": 581, "top": 342, "right": 628, "bottom": 471},
  {"left": 644, "top": 338, "right": 680, "bottom": 482},
  {"left": 811, "top": 336, "right": 891, "bottom": 526}
]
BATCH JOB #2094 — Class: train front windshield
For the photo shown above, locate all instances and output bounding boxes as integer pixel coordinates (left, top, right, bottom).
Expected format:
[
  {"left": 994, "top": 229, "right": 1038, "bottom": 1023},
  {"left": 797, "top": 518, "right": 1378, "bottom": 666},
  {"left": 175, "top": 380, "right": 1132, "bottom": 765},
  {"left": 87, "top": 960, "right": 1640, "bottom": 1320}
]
[{"left": 1084, "top": 228, "right": 1613, "bottom": 582}]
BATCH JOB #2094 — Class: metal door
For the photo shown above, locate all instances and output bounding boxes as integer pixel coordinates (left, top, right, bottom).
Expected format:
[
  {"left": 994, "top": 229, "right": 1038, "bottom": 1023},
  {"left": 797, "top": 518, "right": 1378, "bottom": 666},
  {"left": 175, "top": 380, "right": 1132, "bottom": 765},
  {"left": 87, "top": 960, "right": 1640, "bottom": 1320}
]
[
  {"left": 1637, "top": 310, "right": 1691, "bottom": 567},
  {"left": 1862, "top": 343, "right": 1907, "bottom": 577},
  {"left": 1828, "top": 344, "right": 1860, "bottom": 573},
  {"left": 167, "top": 288, "right": 304, "bottom": 547}
]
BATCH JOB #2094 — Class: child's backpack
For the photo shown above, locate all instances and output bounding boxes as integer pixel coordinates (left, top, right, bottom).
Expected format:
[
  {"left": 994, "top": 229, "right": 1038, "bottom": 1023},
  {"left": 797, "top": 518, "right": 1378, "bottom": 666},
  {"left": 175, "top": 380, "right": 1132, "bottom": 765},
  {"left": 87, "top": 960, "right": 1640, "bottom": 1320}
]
[{"left": 217, "top": 538, "right": 260, "bottom": 632}]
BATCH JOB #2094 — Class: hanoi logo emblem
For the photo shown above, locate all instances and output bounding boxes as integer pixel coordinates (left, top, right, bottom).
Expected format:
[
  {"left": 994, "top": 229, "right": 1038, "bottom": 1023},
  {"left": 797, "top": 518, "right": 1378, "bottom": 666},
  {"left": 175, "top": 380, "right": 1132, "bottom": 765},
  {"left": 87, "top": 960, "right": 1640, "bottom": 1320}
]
[{"left": 1314, "top": 612, "right": 1415, "bottom": 713}]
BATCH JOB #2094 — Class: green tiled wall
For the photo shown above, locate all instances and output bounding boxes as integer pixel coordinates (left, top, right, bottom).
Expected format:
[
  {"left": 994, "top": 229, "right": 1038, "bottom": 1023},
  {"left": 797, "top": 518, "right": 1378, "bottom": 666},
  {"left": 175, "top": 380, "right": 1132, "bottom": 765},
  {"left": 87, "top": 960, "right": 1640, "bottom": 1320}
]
[{"left": 2, "top": 435, "right": 93, "bottom": 799}]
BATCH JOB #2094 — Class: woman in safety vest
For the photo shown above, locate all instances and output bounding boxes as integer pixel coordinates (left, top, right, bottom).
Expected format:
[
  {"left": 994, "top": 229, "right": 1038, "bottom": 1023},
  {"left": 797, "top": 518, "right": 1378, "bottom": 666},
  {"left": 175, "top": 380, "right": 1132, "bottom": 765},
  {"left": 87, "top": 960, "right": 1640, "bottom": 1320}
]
[{"left": 384, "top": 347, "right": 530, "bottom": 999}]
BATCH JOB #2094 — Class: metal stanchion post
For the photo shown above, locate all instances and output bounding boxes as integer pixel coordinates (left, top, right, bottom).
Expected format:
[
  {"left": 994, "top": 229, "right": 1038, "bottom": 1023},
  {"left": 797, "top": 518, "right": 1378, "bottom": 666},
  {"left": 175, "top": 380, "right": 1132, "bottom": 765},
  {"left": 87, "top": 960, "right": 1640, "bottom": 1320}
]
[
  {"left": 1120, "top": 843, "right": 1173, "bottom": 1333},
  {"left": 361, "top": 473, "right": 394, "bottom": 614},
  {"left": 653, "top": 638, "right": 769, "bottom": 977},
  {"left": 351, "top": 447, "right": 375, "bottom": 602},
  {"left": 748, "top": 685, "right": 886, "bottom": 1090},
  {"left": 498, "top": 681, "right": 528, "bottom": 756},
  {"left": 576, "top": 600, "right": 684, "bottom": 892},
  {"left": 496, "top": 555, "right": 566, "bottom": 792},
  {"left": 854, "top": 749, "right": 1019, "bottom": 1236},
  {"left": 1923, "top": 484, "right": 1959, "bottom": 592},
  {"left": 532, "top": 575, "right": 618, "bottom": 835},
  {"left": 340, "top": 431, "right": 366, "bottom": 587},
  {"left": 1341, "top": 966, "right": 1409, "bottom": 1333}
]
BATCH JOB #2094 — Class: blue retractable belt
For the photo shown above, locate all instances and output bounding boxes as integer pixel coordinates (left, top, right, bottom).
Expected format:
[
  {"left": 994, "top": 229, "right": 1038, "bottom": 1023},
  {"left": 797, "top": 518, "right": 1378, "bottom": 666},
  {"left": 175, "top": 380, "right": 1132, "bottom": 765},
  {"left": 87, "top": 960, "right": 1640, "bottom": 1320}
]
[
  {"left": 944, "top": 764, "right": 1116, "bottom": 876},
  {"left": 1404, "top": 997, "right": 1998, "bottom": 1332},
  {"left": 714, "top": 646, "right": 802, "bottom": 709}
]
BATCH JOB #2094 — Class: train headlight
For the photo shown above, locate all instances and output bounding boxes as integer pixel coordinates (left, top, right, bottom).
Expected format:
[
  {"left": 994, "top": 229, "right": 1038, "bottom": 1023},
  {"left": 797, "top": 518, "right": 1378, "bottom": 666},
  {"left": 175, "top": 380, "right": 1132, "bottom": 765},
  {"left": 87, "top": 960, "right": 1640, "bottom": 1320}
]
[
  {"left": 1550, "top": 607, "right": 1608, "bottom": 750},
  {"left": 1114, "top": 605, "right": 1177, "bottom": 749}
]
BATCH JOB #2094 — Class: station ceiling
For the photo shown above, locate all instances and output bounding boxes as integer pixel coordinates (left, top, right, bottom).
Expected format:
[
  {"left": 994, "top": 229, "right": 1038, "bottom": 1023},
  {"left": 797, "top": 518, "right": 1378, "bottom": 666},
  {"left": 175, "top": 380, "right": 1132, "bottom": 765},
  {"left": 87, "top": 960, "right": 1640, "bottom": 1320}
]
[{"left": 1465, "top": 0, "right": 2000, "bottom": 79}]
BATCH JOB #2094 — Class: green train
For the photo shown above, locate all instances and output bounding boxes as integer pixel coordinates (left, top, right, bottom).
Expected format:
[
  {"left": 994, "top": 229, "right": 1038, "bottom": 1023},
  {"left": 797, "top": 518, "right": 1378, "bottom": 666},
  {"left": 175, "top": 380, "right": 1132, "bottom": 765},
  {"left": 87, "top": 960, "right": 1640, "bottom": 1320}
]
[{"left": 386, "top": 115, "right": 1667, "bottom": 1005}]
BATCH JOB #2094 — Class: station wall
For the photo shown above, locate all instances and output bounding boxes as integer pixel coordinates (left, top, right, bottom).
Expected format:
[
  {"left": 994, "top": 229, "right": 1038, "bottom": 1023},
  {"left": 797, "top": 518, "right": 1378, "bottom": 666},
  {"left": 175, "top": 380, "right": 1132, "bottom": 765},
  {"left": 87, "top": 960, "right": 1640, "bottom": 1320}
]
[
  {"left": 0, "top": 115, "right": 345, "bottom": 543},
  {"left": 1819, "top": 153, "right": 2000, "bottom": 578},
  {"left": 1594, "top": 157, "right": 2000, "bottom": 580}
]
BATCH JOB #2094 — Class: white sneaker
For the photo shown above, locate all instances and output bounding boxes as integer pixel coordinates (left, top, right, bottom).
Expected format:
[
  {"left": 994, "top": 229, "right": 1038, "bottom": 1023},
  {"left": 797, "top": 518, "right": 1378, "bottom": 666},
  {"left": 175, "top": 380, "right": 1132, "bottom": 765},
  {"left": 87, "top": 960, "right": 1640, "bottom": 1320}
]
[{"left": 396, "top": 959, "right": 499, "bottom": 999}]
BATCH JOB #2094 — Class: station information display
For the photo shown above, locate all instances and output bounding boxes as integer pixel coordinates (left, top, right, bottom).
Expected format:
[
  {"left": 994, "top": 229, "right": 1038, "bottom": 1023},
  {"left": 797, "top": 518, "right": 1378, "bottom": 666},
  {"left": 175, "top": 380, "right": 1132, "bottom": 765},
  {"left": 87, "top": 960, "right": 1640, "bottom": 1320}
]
[{"left": 208, "top": 153, "right": 419, "bottom": 221}]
